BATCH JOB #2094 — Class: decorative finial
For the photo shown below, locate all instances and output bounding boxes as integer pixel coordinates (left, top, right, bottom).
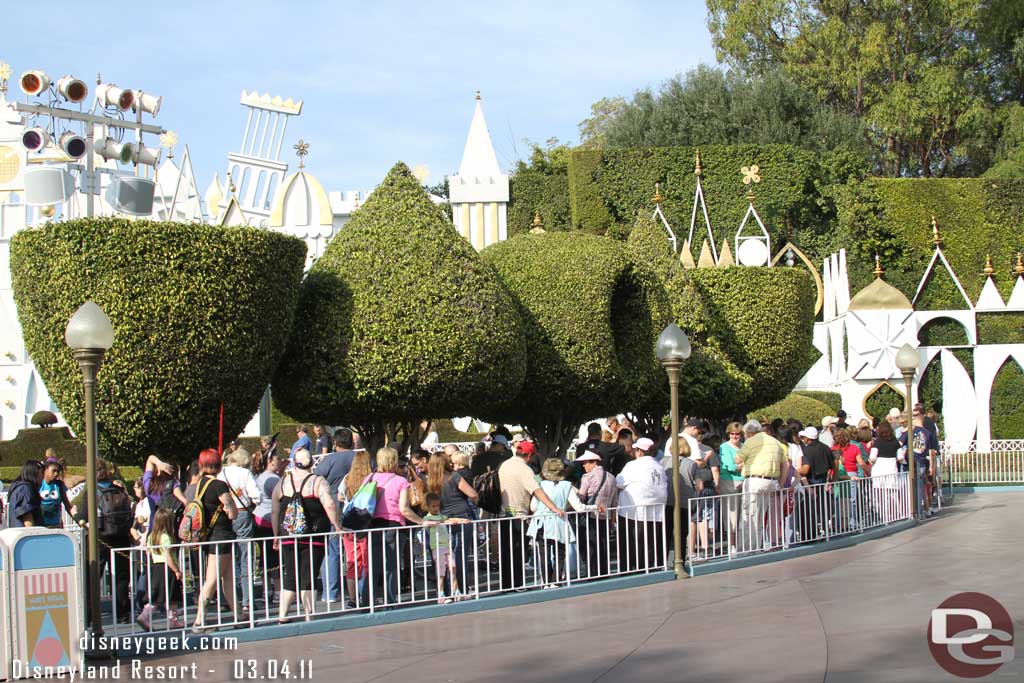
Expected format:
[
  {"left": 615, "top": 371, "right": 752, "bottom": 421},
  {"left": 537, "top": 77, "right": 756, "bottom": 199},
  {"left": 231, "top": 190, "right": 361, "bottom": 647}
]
[
  {"left": 694, "top": 149, "right": 702, "bottom": 177},
  {"left": 741, "top": 164, "right": 761, "bottom": 201},
  {"left": 653, "top": 182, "right": 664, "bottom": 204},
  {"left": 1015, "top": 252, "right": 1024, "bottom": 277},
  {"left": 294, "top": 139, "right": 310, "bottom": 169},
  {"left": 475, "top": 90, "right": 481, "bottom": 101},
  {"left": 931, "top": 215, "right": 943, "bottom": 246},
  {"left": 982, "top": 254, "right": 995, "bottom": 277},
  {"left": 96, "top": 72, "right": 102, "bottom": 85},
  {"left": 227, "top": 171, "right": 236, "bottom": 195},
  {"left": 159, "top": 131, "right": 178, "bottom": 160},
  {"left": 0, "top": 62, "right": 10, "bottom": 95},
  {"left": 873, "top": 254, "right": 884, "bottom": 279},
  {"left": 532, "top": 211, "right": 543, "bottom": 228}
]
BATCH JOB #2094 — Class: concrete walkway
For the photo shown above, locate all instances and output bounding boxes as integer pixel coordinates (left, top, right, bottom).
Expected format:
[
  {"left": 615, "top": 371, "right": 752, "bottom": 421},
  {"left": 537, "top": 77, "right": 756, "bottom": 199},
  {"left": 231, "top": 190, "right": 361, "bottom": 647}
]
[{"left": 152, "top": 492, "right": 1024, "bottom": 682}]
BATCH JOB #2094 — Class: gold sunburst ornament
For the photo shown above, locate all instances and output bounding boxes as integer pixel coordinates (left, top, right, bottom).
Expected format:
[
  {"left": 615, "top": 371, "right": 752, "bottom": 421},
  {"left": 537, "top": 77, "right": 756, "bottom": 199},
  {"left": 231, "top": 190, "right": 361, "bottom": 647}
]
[
  {"left": 741, "top": 165, "right": 761, "bottom": 185},
  {"left": 159, "top": 131, "right": 178, "bottom": 159},
  {"left": 294, "top": 139, "right": 310, "bottom": 169}
]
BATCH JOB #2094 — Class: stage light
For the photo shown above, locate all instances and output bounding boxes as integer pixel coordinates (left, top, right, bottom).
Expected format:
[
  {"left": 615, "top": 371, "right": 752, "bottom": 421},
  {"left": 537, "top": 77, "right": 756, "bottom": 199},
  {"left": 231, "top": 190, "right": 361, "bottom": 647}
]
[
  {"left": 56, "top": 76, "right": 88, "bottom": 103},
  {"left": 95, "top": 137, "right": 132, "bottom": 163},
  {"left": 95, "top": 83, "right": 134, "bottom": 111},
  {"left": 131, "top": 91, "right": 161, "bottom": 117},
  {"left": 19, "top": 70, "right": 50, "bottom": 96},
  {"left": 59, "top": 132, "right": 87, "bottom": 159},
  {"left": 22, "top": 127, "right": 50, "bottom": 152},
  {"left": 106, "top": 176, "right": 155, "bottom": 215},
  {"left": 24, "top": 167, "right": 75, "bottom": 205},
  {"left": 130, "top": 144, "right": 161, "bottom": 167}
]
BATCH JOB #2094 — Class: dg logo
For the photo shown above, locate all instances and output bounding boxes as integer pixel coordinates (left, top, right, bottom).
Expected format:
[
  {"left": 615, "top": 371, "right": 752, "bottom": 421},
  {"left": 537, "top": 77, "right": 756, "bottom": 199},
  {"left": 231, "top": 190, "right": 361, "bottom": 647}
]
[{"left": 928, "top": 592, "right": 1015, "bottom": 678}]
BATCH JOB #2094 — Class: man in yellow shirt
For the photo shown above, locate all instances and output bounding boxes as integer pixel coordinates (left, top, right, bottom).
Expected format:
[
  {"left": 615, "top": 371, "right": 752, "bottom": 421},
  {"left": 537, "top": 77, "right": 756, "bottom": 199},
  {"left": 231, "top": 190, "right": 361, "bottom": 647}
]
[{"left": 735, "top": 420, "right": 789, "bottom": 552}]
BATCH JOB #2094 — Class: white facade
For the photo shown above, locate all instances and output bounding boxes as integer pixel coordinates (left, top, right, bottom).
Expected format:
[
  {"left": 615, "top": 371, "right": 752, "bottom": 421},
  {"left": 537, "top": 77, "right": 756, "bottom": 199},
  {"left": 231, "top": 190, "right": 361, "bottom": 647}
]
[{"left": 449, "top": 94, "right": 508, "bottom": 250}]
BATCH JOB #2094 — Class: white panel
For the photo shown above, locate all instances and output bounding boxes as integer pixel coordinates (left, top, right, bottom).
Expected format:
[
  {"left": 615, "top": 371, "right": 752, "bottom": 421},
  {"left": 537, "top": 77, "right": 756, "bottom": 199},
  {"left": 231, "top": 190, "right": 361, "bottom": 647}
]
[
  {"left": 1007, "top": 278, "right": 1024, "bottom": 310},
  {"left": 976, "top": 278, "right": 1006, "bottom": 311},
  {"left": 823, "top": 257, "right": 835, "bottom": 321},
  {"left": 939, "top": 348, "right": 977, "bottom": 450}
]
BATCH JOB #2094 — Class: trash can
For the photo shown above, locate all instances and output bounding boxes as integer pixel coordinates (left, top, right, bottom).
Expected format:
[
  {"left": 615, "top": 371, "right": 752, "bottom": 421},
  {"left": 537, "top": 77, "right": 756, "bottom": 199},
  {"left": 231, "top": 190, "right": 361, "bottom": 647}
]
[{"left": 0, "top": 528, "right": 82, "bottom": 679}]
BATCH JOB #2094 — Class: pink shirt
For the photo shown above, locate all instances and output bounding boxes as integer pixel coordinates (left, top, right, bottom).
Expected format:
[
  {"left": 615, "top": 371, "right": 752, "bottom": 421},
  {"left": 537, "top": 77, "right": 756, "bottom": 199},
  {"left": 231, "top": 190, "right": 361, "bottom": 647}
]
[{"left": 365, "top": 472, "right": 410, "bottom": 524}]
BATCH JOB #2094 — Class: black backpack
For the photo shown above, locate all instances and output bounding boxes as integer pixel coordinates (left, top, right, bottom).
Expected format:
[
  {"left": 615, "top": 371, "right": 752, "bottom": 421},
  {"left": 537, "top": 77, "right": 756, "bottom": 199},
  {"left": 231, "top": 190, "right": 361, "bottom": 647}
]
[
  {"left": 473, "top": 468, "right": 503, "bottom": 515},
  {"left": 96, "top": 486, "right": 133, "bottom": 538},
  {"left": 157, "top": 490, "right": 185, "bottom": 529}
]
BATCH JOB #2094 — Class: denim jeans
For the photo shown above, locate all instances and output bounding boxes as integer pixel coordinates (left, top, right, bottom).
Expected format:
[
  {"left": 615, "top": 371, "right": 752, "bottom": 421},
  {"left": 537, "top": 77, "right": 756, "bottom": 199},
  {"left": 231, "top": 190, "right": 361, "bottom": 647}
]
[
  {"left": 364, "top": 520, "right": 401, "bottom": 605},
  {"left": 321, "top": 535, "right": 341, "bottom": 601},
  {"left": 232, "top": 511, "right": 254, "bottom": 607},
  {"left": 449, "top": 523, "right": 475, "bottom": 595}
]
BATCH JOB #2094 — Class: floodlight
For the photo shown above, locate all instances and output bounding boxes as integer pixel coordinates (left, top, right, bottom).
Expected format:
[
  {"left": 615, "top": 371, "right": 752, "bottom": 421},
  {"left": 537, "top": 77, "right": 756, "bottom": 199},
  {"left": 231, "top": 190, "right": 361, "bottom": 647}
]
[
  {"left": 58, "top": 132, "right": 87, "bottom": 159},
  {"left": 95, "top": 138, "right": 132, "bottom": 163},
  {"left": 19, "top": 70, "right": 50, "bottom": 96},
  {"left": 22, "top": 127, "right": 50, "bottom": 152},
  {"left": 95, "top": 83, "right": 134, "bottom": 111},
  {"left": 24, "top": 167, "right": 75, "bottom": 206},
  {"left": 131, "top": 91, "right": 161, "bottom": 117},
  {"left": 106, "top": 176, "right": 155, "bottom": 216},
  {"left": 56, "top": 76, "right": 88, "bottom": 103},
  {"left": 130, "top": 144, "right": 161, "bottom": 167}
]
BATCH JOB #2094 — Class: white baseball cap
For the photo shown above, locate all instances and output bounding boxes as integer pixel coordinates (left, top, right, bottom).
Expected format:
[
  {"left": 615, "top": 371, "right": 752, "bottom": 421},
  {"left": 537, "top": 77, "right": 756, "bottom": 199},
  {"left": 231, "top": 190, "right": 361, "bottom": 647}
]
[
  {"left": 634, "top": 437, "right": 656, "bottom": 452},
  {"left": 799, "top": 426, "right": 819, "bottom": 440}
]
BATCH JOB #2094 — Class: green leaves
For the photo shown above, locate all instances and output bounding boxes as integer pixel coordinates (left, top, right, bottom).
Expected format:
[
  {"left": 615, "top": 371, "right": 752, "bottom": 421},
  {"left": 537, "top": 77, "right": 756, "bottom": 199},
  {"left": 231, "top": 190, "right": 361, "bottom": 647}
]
[
  {"left": 9, "top": 218, "right": 306, "bottom": 464},
  {"left": 272, "top": 162, "right": 527, "bottom": 428}
]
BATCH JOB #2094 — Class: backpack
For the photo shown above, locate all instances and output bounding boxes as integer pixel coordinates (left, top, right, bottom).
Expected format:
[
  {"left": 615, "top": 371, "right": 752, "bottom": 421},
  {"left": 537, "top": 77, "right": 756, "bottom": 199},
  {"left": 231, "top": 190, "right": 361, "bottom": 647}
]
[
  {"left": 178, "top": 477, "right": 221, "bottom": 543},
  {"left": 282, "top": 472, "right": 309, "bottom": 535},
  {"left": 341, "top": 478, "right": 378, "bottom": 531},
  {"left": 96, "top": 486, "right": 133, "bottom": 538},
  {"left": 157, "top": 490, "right": 185, "bottom": 529},
  {"left": 473, "top": 468, "right": 503, "bottom": 515}
]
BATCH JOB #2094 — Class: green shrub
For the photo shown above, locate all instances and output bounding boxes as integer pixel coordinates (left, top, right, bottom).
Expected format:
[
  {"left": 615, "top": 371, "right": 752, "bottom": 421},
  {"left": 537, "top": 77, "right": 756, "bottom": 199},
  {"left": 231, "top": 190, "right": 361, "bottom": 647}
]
[
  {"left": 0, "top": 427, "right": 84, "bottom": 467},
  {"left": 864, "top": 383, "right": 906, "bottom": 421},
  {"left": 509, "top": 171, "right": 571, "bottom": 235},
  {"left": 433, "top": 419, "right": 488, "bottom": 444},
  {"left": 10, "top": 218, "right": 306, "bottom": 465},
  {"left": 977, "top": 312, "right": 1024, "bottom": 345},
  {"left": 991, "top": 359, "right": 1024, "bottom": 439},
  {"left": 750, "top": 394, "right": 833, "bottom": 427},
  {"left": 482, "top": 231, "right": 671, "bottom": 454},
  {"left": 918, "top": 318, "right": 971, "bottom": 346},
  {"left": 664, "top": 267, "right": 818, "bottom": 414},
  {"left": 272, "top": 163, "right": 527, "bottom": 447},
  {"left": 793, "top": 391, "right": 843, "bottom": 414}
]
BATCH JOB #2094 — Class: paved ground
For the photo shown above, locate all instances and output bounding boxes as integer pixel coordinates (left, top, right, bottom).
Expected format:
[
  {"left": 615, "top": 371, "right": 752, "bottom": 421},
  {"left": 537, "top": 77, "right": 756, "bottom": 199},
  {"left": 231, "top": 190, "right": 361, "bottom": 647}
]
[{"left": 146, "top": 492, "right": 1023, "bottom": 682}]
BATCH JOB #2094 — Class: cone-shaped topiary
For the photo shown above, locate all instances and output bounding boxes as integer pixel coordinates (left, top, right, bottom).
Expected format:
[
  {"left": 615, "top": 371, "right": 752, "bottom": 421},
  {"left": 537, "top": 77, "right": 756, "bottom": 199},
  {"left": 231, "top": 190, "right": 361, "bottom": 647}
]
[
  {"left": 10, "top": 218, "right": 307, "bottom": 464},
  {"left": 626, "top": 208, "right": 678, "bottom": 276},
  {"left": 272, "top": 162, "right": 527, "bottom": 441},
  {"left": 482, "top": 231, "right": 671, "bottom": 456}
]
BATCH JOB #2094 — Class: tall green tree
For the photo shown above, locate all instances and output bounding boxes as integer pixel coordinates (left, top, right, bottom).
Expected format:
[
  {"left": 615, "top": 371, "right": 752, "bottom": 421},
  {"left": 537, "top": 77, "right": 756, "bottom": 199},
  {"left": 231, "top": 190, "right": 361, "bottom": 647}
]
[{"left": 705, "top": 0, "right": 1015, "bottom": 177}]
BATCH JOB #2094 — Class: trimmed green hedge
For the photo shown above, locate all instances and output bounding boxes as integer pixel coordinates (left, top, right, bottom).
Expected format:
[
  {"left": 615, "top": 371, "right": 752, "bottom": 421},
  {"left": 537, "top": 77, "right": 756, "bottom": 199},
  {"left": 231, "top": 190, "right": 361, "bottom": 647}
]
[
  {"left": 750, "top": 393, "right": 833, "bottom": 428},
  {"left": 864, "top": 383, "right": 906, "bottom": 421},
  {"left": 10, "top": 218, "right": 306, "bottom": 465},
  {"left": 918, "top": 318, "right": 971, "bottom": 346},
  {"left": 509, "top": 171, "right": 571, "bottom": 235},
  {"left": 0, "top": 427, "right": 84, "bottom": 468},
  {"left": 568, "top": 145, "right": 821, "bottom": 243},
  {"left": 273, "top": 163, "right": 527, "bottom": 437},
  {"left": 977, "top": 312, "right": 1024, "bottom": 345},
  {"left": 991, "top": 359, "right": 1024, "bottom": 438},
  {"left": 835, "top": 178, "right": 1024, "bottom": 308},
  {"left": 793, "top": 391, "right": 843, "bottom": 415},
  {"left": 482, "top": 231, "right": 671, "bottom": 453}
]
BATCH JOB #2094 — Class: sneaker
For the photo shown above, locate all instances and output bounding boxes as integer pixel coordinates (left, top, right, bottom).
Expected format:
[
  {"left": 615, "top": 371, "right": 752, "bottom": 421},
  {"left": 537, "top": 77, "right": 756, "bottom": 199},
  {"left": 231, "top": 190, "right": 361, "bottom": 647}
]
[
  {"left": 344, "top": 599, "right": 357, "bottom": 610},
  {"left": 135, "top": 605, "right": 153, "bottom": 632}
]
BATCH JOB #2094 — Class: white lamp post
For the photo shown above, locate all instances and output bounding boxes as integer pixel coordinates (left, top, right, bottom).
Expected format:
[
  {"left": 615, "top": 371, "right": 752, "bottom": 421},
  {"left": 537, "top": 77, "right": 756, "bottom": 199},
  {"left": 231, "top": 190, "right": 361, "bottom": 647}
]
[
  {"left": 656, "top": 323, "right": 691, "bottom": 579},
  {"left": 65, "top": 301, "right": 115, "bottom": 637},
  {"left": 895, "top": 343, "right": 920, "bottom": 522}
]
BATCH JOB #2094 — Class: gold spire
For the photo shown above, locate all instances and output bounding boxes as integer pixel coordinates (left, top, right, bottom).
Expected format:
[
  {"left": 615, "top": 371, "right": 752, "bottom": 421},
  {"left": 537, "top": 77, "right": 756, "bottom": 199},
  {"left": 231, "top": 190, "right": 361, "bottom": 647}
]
[
  {"left": 532, "top": 211, "right": 542, "bottom": 229},
  {"left": 653, "top": 182, "right": 664, "bottom": 204},
  {"left": 982, "top": 254, "right": 995, "bottom": 277},
  {"left": 694, "top": 149, "right": 702, "bottom": 177},
  {"left": 475, "top": 89, "right": 481, "bottom": 101},
  {"left": 873, "top": 254, "right": 884, "bottom": 279},
  {"left": 1016, "top": 252, "right": 1024, "bottom": 277},
  {"left": 227, "top": 171, "right": 236, "bottom": 196},
  {"left": 294, "top": 139, "right": 310, "bottom": 169},
  {"left": 0, "top": 61, "right": 10, "bottom": 96},
  {"left": 931, "top": 216, "right": 943, "bottom": 247}
]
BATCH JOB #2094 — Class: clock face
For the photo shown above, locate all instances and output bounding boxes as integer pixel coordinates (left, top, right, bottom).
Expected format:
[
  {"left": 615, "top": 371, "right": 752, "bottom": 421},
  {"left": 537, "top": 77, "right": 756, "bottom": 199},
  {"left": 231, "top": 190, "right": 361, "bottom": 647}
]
[{"left": 0, "top": 144, "right": 22, "bottom": 184}]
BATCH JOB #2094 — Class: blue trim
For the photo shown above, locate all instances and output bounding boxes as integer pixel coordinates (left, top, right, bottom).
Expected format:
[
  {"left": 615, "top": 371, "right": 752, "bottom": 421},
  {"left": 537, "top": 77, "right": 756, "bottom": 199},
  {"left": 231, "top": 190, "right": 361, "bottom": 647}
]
[
  {"left": 147, "top": 572, "right": 675, "bottom": 652},
  {"left": 952, "top": 485, "right": 1024, "bottom": 494},
  {"left": 686, "top": 520, "right": 915, "bottom": 577},
  {"left": 13, "top": 533, "right": 76, "bottom": 570}
]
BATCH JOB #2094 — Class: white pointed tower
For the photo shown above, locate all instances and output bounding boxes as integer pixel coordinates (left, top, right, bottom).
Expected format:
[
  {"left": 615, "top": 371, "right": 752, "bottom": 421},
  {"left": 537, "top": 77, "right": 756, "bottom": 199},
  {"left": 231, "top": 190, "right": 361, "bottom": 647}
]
[
  {"left": 269, "top": 139, "right": 334, "bottom": 271},
  {"left": 450, "top": 91, "right": 509, "bottom": 250}
]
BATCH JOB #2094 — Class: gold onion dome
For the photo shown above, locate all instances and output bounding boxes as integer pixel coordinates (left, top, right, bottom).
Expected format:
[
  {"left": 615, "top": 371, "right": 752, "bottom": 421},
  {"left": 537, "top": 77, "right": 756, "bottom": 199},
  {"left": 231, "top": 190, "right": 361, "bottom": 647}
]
[{"left": 850, "top": 256, "right": 912, "bottom": 311}]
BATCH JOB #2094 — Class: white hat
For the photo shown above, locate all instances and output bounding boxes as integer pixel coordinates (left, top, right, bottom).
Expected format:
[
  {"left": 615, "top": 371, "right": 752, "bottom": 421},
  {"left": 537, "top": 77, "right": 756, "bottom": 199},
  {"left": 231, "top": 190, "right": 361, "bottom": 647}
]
[
  {"left": 576, "top": 450, "right": 602, "bottom": 463},
  {"left": 821, "top": 416, "right": 839, "bottom": 428},
  {"left": 634, "top": 437, "right": 656, "bottom": 452},
  {"left": 799, "top": 426, "right": 819, "bottom": 440}
]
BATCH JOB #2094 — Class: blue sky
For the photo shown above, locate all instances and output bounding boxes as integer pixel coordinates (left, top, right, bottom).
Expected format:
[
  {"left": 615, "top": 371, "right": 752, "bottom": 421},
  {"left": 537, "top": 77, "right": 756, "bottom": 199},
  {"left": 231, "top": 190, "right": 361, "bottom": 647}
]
[{"left": 3, "top": 1, "right": 715, "bottom": 192}]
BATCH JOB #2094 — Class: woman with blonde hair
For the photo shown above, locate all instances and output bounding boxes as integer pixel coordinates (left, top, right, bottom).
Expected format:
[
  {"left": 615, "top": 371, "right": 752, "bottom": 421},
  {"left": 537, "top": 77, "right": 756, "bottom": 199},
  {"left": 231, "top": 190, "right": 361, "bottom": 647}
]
[
  {"left": 219, "top": 448, "right": 261, "bottom": 612},
  {"left": 362, "top": 447, "right": 428, "bottom": 606},
  {"left": 426, "top": 452, "right": 478, "bottom": 597},
  {"left": 339, "top": 450, "right": 373, "bottom": 609}
]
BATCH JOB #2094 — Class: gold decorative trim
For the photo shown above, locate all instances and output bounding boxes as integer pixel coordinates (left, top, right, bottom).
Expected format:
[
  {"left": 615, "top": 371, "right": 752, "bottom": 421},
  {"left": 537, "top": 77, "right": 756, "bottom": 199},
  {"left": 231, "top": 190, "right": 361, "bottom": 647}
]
[
  {"left": 771, "top": 243, "right": 824, "bottom": 315},
  {"left": 861, "top": 380, "right": 906, "bottom": 420}
]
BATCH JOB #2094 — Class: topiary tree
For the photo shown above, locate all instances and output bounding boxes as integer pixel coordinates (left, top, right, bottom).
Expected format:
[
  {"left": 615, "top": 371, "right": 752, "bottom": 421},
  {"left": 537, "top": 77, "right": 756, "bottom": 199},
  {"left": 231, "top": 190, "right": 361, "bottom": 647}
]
[
  {"left": 31, "top": 410, "right": 58, "bottom": 428},
  {"left": 481, "top": 231, "right": 671, "bottom": 456},
  {"left": 272, "top": 162, "right": 527, "bottom": 453},
  {"left": 10, "top": 218, "right": 306, "bottom": 464},
  {"left": 749, "top": 393, "right": 834, "bottom": 428}
]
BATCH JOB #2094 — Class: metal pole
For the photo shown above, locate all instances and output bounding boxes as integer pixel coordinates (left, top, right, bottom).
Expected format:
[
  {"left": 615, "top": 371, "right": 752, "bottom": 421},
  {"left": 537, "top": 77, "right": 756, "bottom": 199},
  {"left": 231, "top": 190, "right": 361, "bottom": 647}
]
[
  {"left": 664, "top": 360, "right": 684, "bottom": 579},
  {"left": 74, "top": 348, "right": 105, "bottom": 637},
  {"left": 86, "top": 125, "right": 94, "bottom": 218},
  {"left": 903, "top": 370, "right": 917, "bottom": 524}
]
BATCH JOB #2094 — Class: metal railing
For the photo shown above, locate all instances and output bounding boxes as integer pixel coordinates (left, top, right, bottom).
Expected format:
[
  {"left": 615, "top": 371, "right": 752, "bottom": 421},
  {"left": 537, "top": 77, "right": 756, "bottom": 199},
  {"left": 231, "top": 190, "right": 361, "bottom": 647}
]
[
  {"left": 101, "top": 503, "right": 667, "bottom": 635},
  {"left": 687, "top": 472, "right": 911, "bottom": 565},
  {"left": 942, "top": 440, "right": 1024, "bottom": 485}
]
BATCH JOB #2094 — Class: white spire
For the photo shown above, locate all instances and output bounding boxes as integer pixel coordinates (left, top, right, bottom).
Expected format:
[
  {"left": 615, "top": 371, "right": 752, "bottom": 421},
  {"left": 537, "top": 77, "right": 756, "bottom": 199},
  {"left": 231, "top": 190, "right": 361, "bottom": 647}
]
[{"left": 457, "top": 94, "right": 502, "bottom": 178}]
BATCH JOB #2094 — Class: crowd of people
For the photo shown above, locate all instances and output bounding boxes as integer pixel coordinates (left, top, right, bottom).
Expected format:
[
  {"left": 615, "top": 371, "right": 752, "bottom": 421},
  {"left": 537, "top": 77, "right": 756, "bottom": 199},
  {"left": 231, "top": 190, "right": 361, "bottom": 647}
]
[{"left": 0, "top": 405, "right": 943, "bottom": 635}]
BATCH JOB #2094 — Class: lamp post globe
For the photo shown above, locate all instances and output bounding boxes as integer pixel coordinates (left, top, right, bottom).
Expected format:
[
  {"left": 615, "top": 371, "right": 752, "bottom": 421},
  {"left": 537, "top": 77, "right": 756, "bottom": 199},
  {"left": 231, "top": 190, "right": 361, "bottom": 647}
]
[
  {"left": 895, "top": 343, "right": 920, "bottom": 523},
  {"left": 65, "top": 301, "right": 114, "bottom": 640},
  {"left": 657, "top": 323, "right": 690, "bottom": 579}
]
